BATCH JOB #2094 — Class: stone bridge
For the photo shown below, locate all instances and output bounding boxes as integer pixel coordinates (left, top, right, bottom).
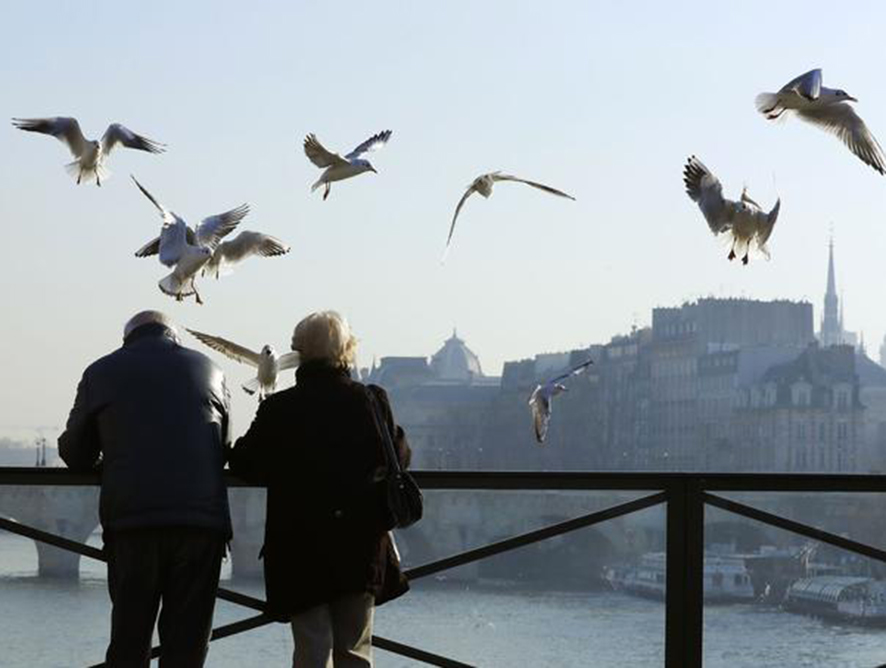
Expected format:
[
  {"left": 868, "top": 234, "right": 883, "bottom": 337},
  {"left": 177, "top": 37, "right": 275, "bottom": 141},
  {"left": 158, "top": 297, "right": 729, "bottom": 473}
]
[
  {"left": 4, "top": 484, "right": 881, "bottom": 582},
  {"left": 0, "top": 484, "right": 99, "bottom": 576},
  {"left": 0, "top": 485, "right": 649, "bottom": 581}
]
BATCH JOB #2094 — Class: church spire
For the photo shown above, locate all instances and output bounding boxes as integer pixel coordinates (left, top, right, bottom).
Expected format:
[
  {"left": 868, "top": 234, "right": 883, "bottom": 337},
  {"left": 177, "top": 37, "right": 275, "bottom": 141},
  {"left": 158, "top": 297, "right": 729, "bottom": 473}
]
[
  {"left": 820, "top": 233, "right": 843, "bottom": 347},
  {"left": 827, "top": 235, "right": 837, "bottom": 297}
]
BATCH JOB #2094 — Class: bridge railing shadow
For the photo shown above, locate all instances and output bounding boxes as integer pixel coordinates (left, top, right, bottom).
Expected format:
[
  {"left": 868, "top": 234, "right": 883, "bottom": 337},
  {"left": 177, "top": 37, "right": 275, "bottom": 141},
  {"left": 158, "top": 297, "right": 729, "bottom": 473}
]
[{"left": 2, "top": 467, "right": 886, "bottom": 667}]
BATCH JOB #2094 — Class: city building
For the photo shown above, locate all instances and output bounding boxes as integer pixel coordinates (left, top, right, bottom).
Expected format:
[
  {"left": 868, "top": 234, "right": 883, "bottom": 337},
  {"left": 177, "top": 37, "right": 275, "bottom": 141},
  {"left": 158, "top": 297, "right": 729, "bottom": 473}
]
[
  {"left": 368, "top": 330, "right": 499, "bottom": 469},
  {"left": 371, "top": 294, "right": 885, "bottom": 475},
  {"left": 735, "top": 344, "right": 863, "bottom": 472}
]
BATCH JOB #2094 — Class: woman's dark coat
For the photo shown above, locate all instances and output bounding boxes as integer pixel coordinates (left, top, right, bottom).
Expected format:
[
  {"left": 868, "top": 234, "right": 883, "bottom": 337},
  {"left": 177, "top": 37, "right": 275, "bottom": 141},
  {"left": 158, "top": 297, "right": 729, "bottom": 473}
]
[{"left": 229, "top": 361, "right": 411, "bottom": 617}]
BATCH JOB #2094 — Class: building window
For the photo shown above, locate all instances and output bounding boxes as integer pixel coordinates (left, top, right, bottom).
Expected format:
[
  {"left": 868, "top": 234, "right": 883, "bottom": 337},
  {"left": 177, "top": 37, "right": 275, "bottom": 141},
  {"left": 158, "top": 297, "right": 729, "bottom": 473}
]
[{"left": 837, "top": 422, "right": 848, "bottom": 442}]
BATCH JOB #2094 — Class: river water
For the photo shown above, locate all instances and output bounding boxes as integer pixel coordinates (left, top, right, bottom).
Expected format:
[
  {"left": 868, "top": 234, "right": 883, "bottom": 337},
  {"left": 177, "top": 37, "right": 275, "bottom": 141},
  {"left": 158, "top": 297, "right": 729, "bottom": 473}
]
[{"left": 2, "top": 532, "right": 886, "bottom": 667}]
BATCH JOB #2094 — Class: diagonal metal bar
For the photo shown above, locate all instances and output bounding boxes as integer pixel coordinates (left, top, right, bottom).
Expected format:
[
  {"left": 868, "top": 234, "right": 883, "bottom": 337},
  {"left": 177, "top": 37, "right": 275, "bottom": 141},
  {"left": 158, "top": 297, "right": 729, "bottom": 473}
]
[
  {"left": 405, "top": 491, "right": 667, "bottom": 581},
  {"left": 0, "top": 515, "right": 104, "bottom": 560},
  {"left": 215, "top": 587, "right": 266, "bottom": 612},
  {"left": 0, "top": 514, "right": 270, "bottom": 612},
  {"left": 209, "top": 613, "right": 274, "bottom": 641},
  {"left": 0, "top": 514, "right": 504, "bottom": 667},
  {"left": 0, "top": 515, "right": 271, "bottom": 617},
  {"left": 0, "top": 512, "right": 505, "bottom": 667},
  {"left": 704, "top": 493, "right": 886, "bottom": 564},
  {"left": 373, "top": 636, "right": 476, "bottom": 667}
]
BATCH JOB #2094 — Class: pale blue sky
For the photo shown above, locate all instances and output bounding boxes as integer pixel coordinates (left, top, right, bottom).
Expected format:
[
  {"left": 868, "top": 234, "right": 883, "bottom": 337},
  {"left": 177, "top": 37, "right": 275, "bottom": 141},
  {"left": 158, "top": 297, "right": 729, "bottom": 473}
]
[{"left": 2, "top": 1, "right": 885, "bottom": 438}]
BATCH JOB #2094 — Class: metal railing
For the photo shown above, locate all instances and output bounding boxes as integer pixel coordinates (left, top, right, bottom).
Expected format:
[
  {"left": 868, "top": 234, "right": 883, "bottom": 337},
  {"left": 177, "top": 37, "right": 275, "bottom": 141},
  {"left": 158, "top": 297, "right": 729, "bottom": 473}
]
[{"left": 1, "top": 467, "right": 886, "bottom": 667}]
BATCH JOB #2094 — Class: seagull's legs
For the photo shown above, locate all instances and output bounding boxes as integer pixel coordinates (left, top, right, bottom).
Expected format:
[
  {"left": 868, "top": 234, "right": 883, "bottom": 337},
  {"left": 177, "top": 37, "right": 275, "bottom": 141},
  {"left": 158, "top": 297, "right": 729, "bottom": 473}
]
[
  {"left": 323, "top": 183, "right": 331, "bottom": 201},
  {"left": 77, "top": 172, "right": 82, "bottom": 185},
  {"left": 742, "top": 253, "right": 749, "bottom": 266},
  {"left": 96, "top": 173, "right": 102, "bottom": 187},
  {"left": 727, "top": 248, "right": 736, "bottom": 261},
  {"left": 195, "top": 288, "right": 204, "bottom": 305}
]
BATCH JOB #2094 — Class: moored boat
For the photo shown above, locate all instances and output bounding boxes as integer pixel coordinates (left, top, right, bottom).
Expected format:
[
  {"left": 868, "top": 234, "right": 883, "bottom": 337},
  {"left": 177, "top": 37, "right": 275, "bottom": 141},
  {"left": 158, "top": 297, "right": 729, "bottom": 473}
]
[
  {"left": 783, "top": 576, "right": 886, "bottom": 626},
  {"left": 604, "top": 551, "right": 755, "bottom": 602}
]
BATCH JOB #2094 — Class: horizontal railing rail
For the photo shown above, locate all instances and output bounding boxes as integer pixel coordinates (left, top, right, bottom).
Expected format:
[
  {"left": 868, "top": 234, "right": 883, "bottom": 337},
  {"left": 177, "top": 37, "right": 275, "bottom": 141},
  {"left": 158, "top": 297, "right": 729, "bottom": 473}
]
[{"left": 2, "top": 467, "right": 886, "bottom": 667}]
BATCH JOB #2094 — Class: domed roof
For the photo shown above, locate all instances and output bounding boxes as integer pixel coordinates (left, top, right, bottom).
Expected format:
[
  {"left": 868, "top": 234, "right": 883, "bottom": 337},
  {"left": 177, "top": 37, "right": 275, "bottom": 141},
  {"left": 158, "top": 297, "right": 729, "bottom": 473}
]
[{"left": 430, "top": 329, "right": 484, "bottom": 382}]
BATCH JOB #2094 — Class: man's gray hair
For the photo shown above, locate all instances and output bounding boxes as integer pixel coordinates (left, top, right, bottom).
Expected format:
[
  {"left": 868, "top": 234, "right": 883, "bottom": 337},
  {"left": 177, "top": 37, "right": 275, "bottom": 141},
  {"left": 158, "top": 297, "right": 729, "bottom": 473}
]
[{"left": 124, "top": 310, "right": 176, "bottom": 340}]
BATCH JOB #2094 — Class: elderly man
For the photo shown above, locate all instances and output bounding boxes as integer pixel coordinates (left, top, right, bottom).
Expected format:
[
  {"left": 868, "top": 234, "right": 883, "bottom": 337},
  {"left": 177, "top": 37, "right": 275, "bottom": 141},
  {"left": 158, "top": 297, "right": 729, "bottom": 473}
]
[{"left": 59, "top": 310, "right": 232, "bottom": 668}]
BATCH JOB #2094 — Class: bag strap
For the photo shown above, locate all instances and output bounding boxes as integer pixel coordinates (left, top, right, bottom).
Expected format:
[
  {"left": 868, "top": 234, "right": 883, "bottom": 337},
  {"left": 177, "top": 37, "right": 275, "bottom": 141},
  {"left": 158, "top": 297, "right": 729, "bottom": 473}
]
[{"left": 365, "top": 385, "right": 403, "bottom": 475}]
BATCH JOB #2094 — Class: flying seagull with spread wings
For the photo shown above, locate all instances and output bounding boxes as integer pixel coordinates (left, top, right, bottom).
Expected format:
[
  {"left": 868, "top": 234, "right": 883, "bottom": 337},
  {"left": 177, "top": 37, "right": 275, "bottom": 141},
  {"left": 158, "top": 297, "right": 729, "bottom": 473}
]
[
  {"left": 131, "top": 176, "right": 247, "bottom": 304},
  {"left": 445, "top": 172, "right": 575, "bottom": 256},
  {"left": 186, "top": 329, "right": 300, "bottom": 401},
  {"left": 203, "top": 231, "right": 290, "bottom": 278},
  {"left": 528, "top": 358, "right": 594, "bottom": 445},
  {"left": 12, "top": 117, "right": 164, "bottom": 186},
  {"left": 755, "top": 69, "right": 885, "bottom": 175},
  {"left": 683, "top": 156, "right": 781, "bottom": 265},
  {"left": 303, "top": 130, "right": 392, "bottom": 200}
]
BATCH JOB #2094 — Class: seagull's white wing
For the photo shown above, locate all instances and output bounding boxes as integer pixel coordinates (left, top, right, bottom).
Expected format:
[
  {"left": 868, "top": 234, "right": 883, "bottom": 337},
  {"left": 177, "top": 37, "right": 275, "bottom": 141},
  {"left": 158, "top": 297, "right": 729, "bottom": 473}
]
[
  {"left": 12, "top": 117, "right": 88, "bottom": 157},
  {"left": 131, "top": 175, "right": 175, "bottom": 224},
  {"left": 101, "top": 124, "right": 165, "bottom": 156},
  {"left": 490, "top": 173, "right": 576, "bottom": 200},
  {"left": 740, "top": 187, "right": 762, "bottom": 211},
  {"left": 303, "top": 134, "right": 348, "bottom": 168},
  {"left": 277, "top": 351, "right": 300, "bottom": 371},
  {"left": 796, "top": 103, "right": 886, "bottom": 175},
  {"left": 549, "top": 358, "right": 594, "bottom": 385},
  {"left": 683, "top": 156, "right": 731, "bottom": 234},
  {"left": 136, "top": 227, "right": 197, "bottom": 262},
  {"left": 195, "top": 205, "right": 249, "bottom": 249},
  {"left": 134, "top": 236, "right": 160, "bottom": 259},
  {"left": 185, "top": 329, "right": 262, "bottom": 367},
  {"left": 205, "top": 231, "right": 290, "bottom": 276},
  {"left": 528, "top": 385, "right": 551, "bottom": 444},
  {"left": 345, "top": 130, "right": 393, "bottom": 160},
  {"left": 445, "top": 186, "right": 478, "bottom": 250},
  {"left": 781, "top": 68, "right": 822, "bottom": 100},
  {"left": 158, "top": 220, "right": 189, "bottom": 267},
  {"left": 754, "top": 199, "right": 781, "bottom": 258}
]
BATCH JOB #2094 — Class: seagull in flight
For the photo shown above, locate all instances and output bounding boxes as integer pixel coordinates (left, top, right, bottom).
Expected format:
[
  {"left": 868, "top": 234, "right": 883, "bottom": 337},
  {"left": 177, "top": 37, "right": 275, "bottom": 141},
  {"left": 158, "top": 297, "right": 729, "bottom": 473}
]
[
  {"left": 683, "top": 156, "right": 781, "bottom": 265},
  {"left": 12, "top": 117, "right": 164, "bottom": 186},
  {"left": 303, "top": 130, "right": 392, "bottom": 200},
  {"left": 445, "top": 172, "right": 575, "bottom": 256},
  {"left": 528, "top": 358, "right": 594, "bottom": 444},
  {"left": 186, "top": 329, "right": 300, "bottom": 401},
  {"left": 131, "top": 176, "right": 247, "bottom": 304},
  {"left": 204, "top": 231, "right": 290, "bottom": 278},
  {"left": 755, "top": 69, "right": 885, "bottom": 175}
]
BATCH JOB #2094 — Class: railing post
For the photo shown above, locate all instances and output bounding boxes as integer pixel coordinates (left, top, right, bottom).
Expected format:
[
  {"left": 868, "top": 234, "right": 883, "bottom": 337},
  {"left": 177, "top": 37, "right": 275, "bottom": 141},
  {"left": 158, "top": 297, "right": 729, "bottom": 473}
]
[{"left": 665, "top": 477, "right": 704, "bottom": 668}]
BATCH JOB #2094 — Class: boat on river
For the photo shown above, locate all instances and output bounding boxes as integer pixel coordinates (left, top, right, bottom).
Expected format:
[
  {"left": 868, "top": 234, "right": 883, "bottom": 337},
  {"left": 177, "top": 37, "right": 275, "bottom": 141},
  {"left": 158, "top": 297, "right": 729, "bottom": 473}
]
[
  {"left": 783, "top": 576, "right": 886, "bottom": 626},
  {"left": 604, "top": 551, "right": 755, "bottom": 602}
]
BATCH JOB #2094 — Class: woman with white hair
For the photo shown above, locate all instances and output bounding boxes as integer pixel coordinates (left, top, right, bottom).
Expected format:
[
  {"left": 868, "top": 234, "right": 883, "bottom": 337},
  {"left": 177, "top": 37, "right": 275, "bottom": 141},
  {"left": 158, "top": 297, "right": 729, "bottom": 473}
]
[{"left": 229, "top": 310, "right": 411, "bottom": 668}]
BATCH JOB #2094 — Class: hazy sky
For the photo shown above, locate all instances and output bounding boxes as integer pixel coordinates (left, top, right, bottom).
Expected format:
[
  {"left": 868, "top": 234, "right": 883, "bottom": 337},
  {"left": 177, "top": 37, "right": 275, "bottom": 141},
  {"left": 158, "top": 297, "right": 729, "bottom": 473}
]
[{"left": 2, "top": 1, "right": 885, "bottom": 440}]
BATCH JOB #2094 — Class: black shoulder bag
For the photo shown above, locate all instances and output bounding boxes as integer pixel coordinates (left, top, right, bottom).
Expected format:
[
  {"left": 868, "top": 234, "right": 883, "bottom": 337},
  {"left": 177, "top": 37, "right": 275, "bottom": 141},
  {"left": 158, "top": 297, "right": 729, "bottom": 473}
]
[{"left": 366, "top": 386, "right": 423, "bottom": 530}]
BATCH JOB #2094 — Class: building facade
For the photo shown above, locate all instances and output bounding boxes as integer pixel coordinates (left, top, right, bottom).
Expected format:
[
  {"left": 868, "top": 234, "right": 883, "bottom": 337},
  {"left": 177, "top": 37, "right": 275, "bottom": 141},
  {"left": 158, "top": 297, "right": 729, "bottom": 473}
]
[{"left": 370, "top": 297, "right": 885, "bottom": 474}]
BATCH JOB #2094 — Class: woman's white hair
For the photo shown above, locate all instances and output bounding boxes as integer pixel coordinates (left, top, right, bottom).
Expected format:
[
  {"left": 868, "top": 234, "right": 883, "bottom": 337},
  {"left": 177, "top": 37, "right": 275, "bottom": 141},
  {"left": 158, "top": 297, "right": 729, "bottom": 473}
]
[{"left": 291, "top": 310, "right": 357, "bottom": 368}]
